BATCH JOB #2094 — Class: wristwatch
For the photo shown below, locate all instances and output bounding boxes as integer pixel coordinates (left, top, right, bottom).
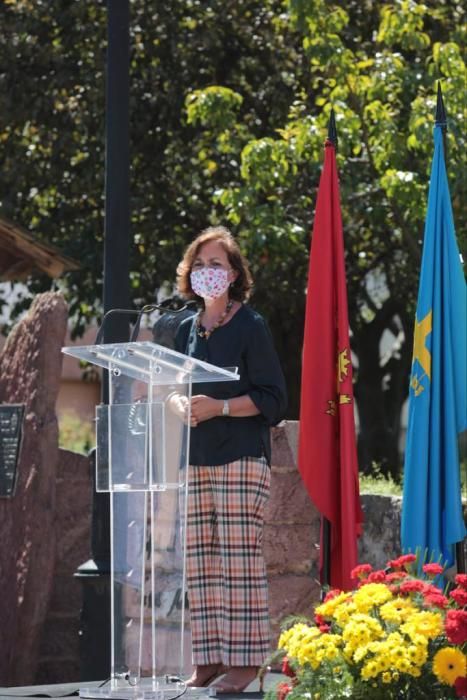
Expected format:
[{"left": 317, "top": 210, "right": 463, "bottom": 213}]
[{"left": 222, "top": 399, "right": 230, "bottom": 417}]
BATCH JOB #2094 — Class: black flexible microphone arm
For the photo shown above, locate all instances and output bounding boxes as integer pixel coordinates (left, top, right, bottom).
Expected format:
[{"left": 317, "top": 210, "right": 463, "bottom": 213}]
[{"left": 94, "top": 300, "right": 189, "bottom": 346}]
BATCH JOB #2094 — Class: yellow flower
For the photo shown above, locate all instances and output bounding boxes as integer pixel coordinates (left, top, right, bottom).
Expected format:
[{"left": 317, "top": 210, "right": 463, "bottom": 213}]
[
  {"left": 407, "top": 643, "right": 428, "bottom": 666},
  {"left": 379, "top": 597, "right": 416, "bottom": 624},
  {"left": 325, "top": 645, "right": 339, "bottom": 660},
  {"left": 342, "top": 614, "right": 384, "bottom": 648},
  {"left": 333, "top": 601, "right": 357, "bottom": 626},
  {"left": 432, "top": 647, "right": 466, "bottom": 686},
  {"left": 382, "top": 672, "right": 391, "bottom": 684},
  {"left": 408, "top": 665, "right": 421, "bottom": 678},
  {"left": 394, "top": 657, "right": 411, "bottom": 673},
  {"left": 279, "top": 623, "right": 321, "bottom": 659},
  {"left": 353, "top": 645, "right": 370, "bottom": 663},
  {"left": 315, "top": 591, "right": 351, "bottom": 618},
  {"left": 401, "top": 611, "right": 444, "bottom": 641},
  {"left": 353, "top": 583, "right": 392, "bottom": 612},
  {"left": 385, "top": 632, "right": 404, "bottom": 648},
  {"left": 361, "top": 660, "right": 378, "bottom": 680}
]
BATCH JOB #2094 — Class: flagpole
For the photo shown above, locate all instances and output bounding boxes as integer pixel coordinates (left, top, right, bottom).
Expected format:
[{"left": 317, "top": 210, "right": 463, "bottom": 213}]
[
  {"left": 436, "top": 82, "right": 467, "bottom": 575},
  {"left": 319, "top": 109, "right": 338, "bottom": 592}
]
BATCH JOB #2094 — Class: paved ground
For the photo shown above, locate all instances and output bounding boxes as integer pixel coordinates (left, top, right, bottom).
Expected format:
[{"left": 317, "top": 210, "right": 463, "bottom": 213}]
[{"left": 0, "top": 671, "right": 285, "bottom": 700}]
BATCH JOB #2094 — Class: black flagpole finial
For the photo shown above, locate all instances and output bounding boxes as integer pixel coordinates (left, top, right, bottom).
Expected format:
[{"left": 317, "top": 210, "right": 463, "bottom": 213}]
[
  {"left": 435, "top": 82, "right": 447, "bottom": 132},
  {"left": 327, "top": 108, "right": 338, "bottom": 148}
]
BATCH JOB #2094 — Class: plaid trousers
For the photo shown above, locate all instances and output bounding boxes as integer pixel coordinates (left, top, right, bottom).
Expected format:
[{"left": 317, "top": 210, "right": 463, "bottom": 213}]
[{"left": 186, "top": 456, "right": 271, "bottom": 666}]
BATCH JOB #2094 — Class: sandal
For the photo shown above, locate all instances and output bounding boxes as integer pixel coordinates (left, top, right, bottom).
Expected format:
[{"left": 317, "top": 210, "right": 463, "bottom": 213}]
[
  {"left": 211, "top": 666, "right": 258, "bottom": 694},
  {"left": 186, "top": 663, "right": 227, "bottom": 688}
]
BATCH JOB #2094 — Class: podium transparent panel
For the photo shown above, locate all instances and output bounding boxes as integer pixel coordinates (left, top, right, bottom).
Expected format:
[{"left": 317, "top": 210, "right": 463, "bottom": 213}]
[
  {"left": 62, "top": 340, "right": 239, "bottom": 385},
  {"left": 99, "top": 371, "right": 191, "bottom": 691},
  {"left": 110, "top": 486, "right": 189, "bottom": 688},
  {"left": 96, "top": 399, "right": 187, "bottom": 492}
]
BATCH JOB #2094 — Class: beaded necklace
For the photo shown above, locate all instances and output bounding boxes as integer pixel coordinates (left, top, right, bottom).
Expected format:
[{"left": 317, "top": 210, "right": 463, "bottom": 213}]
[{"left": 196, "top": 299, "right": 234, "bottom": 339}]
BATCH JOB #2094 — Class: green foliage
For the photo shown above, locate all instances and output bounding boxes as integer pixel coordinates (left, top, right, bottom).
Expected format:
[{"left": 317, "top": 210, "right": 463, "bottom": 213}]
[
  {"left": 186, "top": 86, "right": 243, "bottom": 131},
  {"left": 0, "top": 0, "right": 300, "bottom": 333},
  {"left": 58, "top": 412, "right": 95, "bottom": 454}
]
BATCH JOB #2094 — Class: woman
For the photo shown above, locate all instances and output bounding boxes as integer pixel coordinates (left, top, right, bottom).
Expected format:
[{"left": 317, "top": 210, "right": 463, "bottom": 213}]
[{"left": 172, "top": 226, "right": 287, "bottom": 693}]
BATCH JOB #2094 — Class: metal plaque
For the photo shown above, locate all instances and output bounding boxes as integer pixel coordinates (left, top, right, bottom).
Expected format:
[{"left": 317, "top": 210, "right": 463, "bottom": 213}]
[{"left": 0, "top": 404, "right": 25, "bottom": 497}]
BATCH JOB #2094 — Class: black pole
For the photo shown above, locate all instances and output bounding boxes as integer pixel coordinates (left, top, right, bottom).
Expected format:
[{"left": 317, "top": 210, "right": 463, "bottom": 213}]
[
  {"left": 319, "top": 108, "right": 338, "bottom": 595},
  {"left": 436, "top": 82, "right": 467, "bottom": 575},
  {"left": 435, "top": 81, "right": 448, "bottom": 158},
  {"left": 327, "top": 107, "right": 338, "bottom": 149},
  {"left": 103, "top": 0, "right": 131, "bottom": 358},
  {"left": 321, "top": 517, "right": 332, "bottom": 594},
  {"left": 75, "top": 0, "right": 131, "bottom": 681}
]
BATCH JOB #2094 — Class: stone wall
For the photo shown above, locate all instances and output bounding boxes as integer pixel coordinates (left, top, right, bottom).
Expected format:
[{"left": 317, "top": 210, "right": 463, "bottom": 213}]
[
  {"left": 266, "top": 422, "right": 320, "bottom": 639},
  {"left": 0, "top": 292, "right": 67, "bottom": 686},
  {"left": 359, "top": 494, "right": 402, "bottom": 570},
  {"left": 35, "top": 449, "right": 91, "bottom": 683},
  {"left": 265, "top": 421, "right": 403, "bottom": 641}
]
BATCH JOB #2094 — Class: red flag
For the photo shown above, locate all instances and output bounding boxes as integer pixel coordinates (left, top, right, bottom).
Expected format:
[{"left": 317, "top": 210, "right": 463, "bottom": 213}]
[{"left": 298, "top": 137, "right": 363, "bottom": 591}]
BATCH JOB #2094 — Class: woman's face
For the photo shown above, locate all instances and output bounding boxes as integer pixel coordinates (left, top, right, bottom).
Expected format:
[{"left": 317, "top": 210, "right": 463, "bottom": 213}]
[{"left": 192, "top": 240, "right": 237, "bottom": 283}]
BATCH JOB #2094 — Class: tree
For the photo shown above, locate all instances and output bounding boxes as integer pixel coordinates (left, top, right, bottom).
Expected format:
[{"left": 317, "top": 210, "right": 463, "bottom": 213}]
[
  {"left": 0, "top": 0, "right": 301, "bottom": 332},
  {"left": 184, "top": 0, "right": 466, "bottom": 476}
]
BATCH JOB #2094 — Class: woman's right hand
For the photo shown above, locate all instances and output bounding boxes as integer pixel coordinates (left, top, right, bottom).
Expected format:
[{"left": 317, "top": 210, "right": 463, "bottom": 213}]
[{"left": 168, "top": 393, "right": 198, "bottom": 427}]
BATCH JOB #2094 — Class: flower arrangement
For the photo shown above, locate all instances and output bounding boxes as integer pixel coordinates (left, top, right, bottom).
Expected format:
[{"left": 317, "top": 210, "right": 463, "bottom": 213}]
[{"left": 270, "top": 556, "right": 467, "bottom": 700}]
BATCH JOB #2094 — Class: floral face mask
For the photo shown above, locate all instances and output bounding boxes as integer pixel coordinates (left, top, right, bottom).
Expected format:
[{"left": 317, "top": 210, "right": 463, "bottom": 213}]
[{"left": 190, "top": 267, "right": 230, "bottom": 300}]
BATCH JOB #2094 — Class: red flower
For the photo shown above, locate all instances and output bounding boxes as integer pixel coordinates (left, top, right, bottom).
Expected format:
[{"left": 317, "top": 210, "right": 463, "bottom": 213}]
[
  {"left": 423, "top": 593, "right": 449, "bottom": 609},
  {"left": 388, "top": 554, "right": 417, "bottom": 570},
  {"left": 454, "top": 675, "right": 467, "bottom": 698},
  {"left": 399, "top": 580, "right": 426, "bottom": 595},
  {"left": 422, "top": 563, "right": 444, "bottom": 577},
  {"left": 314, "top": 613, "right": 331, "bottom": 632},
  {"left": 323, "top": 589, "right": 341, "bottom": 603},
  {"left": 367, "top": 570, "right": 387, "bottom": 583},
  {"left": 445, "top": 609, "right": 467, "bottom": 645},
  {"left": 386, "top": 571, "right": 409, "bottom": 582},
  {"left": 423, "top": 582, "right": 443, "bottom": 596},
  {"left": 351, "top": 563, "right": 373, "bottom": 581},
  {"left": 282, "top": 657, "right": 296, "bottom": 679},
  {"left": 450, "top": 587, "right": 467, "bottom": 607},
  {"left": 277, "top": 682, "right": 292, "bottom": 700},
  {"left": 455, "top": 573, "right": 467, "bottom": 590}
]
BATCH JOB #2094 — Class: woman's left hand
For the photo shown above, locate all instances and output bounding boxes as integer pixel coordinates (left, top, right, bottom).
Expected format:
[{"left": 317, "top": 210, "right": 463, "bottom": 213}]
[{"left": 190, "top": 395, "right": 222, "bottom": 426}]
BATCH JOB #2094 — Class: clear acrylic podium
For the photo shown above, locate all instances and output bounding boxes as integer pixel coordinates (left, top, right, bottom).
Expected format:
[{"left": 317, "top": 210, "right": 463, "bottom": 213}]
[{"left": 62, "top": 341, "right": 239, "bottom": 699}]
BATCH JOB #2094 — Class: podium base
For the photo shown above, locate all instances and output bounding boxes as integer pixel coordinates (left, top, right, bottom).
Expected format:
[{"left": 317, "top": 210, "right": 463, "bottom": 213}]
[{"left": 79, "top": 679, "right": 187, "bottom": 700}]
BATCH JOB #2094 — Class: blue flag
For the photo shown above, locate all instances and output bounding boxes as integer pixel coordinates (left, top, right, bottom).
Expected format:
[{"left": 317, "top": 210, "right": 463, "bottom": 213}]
[{"left": 401, "top": 125, "right": 467, "bottom": 567}]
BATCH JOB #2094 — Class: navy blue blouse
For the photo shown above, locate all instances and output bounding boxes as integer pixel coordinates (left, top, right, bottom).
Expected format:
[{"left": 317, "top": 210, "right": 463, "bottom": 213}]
[{"left": 174, "top": 304, "right": 287, "bottom": 466}]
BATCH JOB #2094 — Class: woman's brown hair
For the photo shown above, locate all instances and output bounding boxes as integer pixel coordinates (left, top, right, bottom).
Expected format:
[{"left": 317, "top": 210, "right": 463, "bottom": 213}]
[{"left": 176, "top": 226, "right": 253, "bottom": 303}]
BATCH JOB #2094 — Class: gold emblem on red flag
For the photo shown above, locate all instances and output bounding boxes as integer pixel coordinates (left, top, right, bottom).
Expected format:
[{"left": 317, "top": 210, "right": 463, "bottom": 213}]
[
  {"left": 325, "top": 347, "right": 353, "bottom": 415},
  {"left": 338, "top": 348, "right": 351, "bottom": 383}
]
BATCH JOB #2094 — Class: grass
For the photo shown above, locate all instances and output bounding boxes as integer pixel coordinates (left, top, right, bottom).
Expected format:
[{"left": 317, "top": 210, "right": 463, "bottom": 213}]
[
  {"left": 359, "top": 457, "right": 467, "bottom": 500},
  {"left": 359, "top": 473, "right": 402, "bottom": 496}
]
